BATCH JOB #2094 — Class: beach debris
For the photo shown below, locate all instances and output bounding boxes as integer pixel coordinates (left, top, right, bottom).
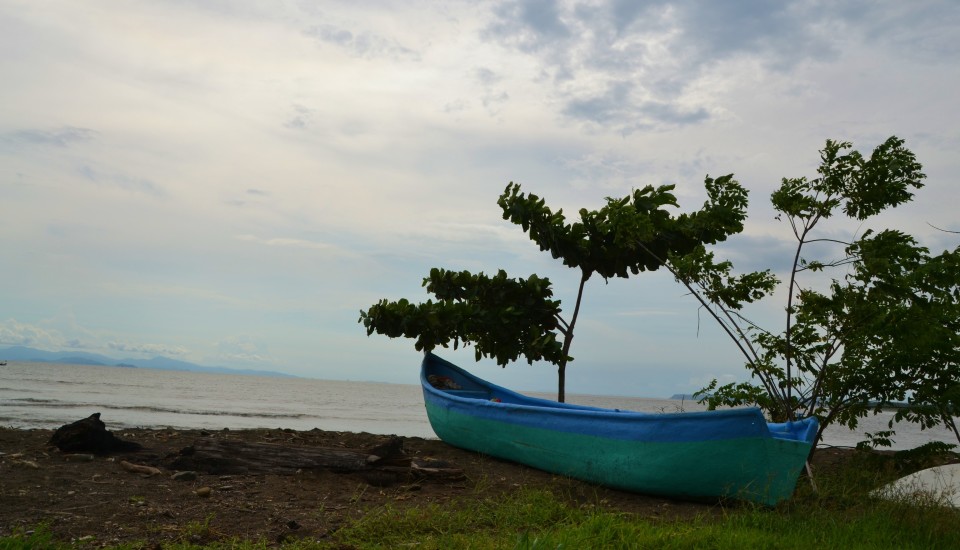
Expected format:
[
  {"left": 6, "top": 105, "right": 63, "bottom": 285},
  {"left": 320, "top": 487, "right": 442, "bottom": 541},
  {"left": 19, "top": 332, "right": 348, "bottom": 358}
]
[
  {"left": 195, "top": 486, "right": 212, "bottom": 498},
  {"left": 163, "top": 436, "right": 463, "bottom": 485},
  {"left": 171, "top": 470, "right": 198, "bottom": 481},
  {"left": 9, "top": 458, "right": 40, "bottom": 469},
  {"left": 49, "top": 413, "right": 143, "bottom": 455},
  {"left": 120, "top": 460, "right": 163, "bottom": 477},
  {"left": 64, "top": 453, "right": 95, "bottom": 462}
]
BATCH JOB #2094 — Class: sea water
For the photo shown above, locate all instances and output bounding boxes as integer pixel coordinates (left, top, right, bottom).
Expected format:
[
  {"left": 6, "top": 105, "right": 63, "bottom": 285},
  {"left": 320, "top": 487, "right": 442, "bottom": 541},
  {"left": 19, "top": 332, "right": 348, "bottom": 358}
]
[
  {"left": 1, "top": 361, "right": 956, "bottom": 450},
  {"left": 0, "top": 362, "right": 433, "bottom": 437}
]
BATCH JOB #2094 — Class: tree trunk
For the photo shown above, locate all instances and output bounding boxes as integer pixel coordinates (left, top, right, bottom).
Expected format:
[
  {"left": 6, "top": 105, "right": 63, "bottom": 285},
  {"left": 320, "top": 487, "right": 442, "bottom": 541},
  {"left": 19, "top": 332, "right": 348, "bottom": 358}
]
[{"left": 557, "top": 363, "right": 566, "bottom": 403}]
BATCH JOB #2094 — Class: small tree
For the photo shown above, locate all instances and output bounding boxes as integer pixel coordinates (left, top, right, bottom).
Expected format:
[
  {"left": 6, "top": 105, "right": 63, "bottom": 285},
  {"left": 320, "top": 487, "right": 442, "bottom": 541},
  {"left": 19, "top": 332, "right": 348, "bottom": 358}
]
[
  {"left": 667, "top": 137, "right": 959, "bottom": 448},
  {"left": 841, "top": 231, "right": 960, "bottom": 445},
  {"left": 360, "top": 176, "right": 752, "bottom": 402}
]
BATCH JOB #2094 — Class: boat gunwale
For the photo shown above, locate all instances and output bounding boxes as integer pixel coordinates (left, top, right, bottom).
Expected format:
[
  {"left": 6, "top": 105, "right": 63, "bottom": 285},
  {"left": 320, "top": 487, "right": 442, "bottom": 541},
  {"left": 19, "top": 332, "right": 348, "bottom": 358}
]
[{"left": 421, "top": 352, "right": 773, "bottom": 424}]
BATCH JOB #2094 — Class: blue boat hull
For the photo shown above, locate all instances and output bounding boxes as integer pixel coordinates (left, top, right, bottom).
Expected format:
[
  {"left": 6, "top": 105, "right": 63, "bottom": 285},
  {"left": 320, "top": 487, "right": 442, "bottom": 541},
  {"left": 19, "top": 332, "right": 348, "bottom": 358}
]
[{"left": 421, "top": 353, "right": 818, "bottom": 505}]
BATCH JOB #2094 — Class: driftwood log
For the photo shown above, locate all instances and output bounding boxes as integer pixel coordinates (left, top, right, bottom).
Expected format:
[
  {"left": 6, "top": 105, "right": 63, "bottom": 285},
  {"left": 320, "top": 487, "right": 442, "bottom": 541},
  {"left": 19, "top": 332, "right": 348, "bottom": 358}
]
[
  {"left": 49, "top": 413, "right": 143, "bottom": 455},
  {"left": 164, "top": 437, "right": 463, "bottom": 486}
]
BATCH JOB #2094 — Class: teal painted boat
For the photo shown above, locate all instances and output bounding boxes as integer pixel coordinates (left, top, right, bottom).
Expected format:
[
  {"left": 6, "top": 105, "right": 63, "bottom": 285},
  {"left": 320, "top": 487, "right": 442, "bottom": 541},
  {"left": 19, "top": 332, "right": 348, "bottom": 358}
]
[{"left": 421, "top": 352, "right": 818, "bottom": 505}]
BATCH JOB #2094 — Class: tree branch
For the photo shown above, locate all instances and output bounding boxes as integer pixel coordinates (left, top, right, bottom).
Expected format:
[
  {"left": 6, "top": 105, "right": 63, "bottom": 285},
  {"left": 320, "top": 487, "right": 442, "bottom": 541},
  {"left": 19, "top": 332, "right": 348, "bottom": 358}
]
[{"left": 927, "top": 222, "right": 960, "bottom": 234}]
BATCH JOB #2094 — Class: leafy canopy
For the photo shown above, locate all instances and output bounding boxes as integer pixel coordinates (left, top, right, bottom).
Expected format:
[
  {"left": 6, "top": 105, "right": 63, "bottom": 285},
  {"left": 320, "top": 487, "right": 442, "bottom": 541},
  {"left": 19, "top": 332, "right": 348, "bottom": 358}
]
[
  {"left": 671, "top": 137, "right": 958, "bottom": 450},
  {"left": 498, "top": 176, "right": 748, "bottom": 278},
  {"left": 361, "top": 176, "right": 752, "bottom": 401},
  {"left": 360, "top": 269, "right": 564, "bottom": 366}
]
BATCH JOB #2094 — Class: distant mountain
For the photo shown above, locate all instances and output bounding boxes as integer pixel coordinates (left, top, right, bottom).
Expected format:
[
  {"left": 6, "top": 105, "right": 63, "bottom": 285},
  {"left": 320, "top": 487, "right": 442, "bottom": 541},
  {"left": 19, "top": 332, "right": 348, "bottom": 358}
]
[
  {"left": 0, "top": 345, "right": 295, "bottom": 378},
  {"left": 0, "top": 346, "right": 119, "bottom": 365}
]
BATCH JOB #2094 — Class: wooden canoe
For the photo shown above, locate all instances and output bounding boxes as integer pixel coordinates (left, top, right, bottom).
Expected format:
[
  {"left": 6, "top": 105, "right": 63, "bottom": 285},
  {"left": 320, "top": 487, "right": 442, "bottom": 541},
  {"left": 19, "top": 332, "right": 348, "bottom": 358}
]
[{"left": 421, "top": 352, "right": 818, "bottom": 505}]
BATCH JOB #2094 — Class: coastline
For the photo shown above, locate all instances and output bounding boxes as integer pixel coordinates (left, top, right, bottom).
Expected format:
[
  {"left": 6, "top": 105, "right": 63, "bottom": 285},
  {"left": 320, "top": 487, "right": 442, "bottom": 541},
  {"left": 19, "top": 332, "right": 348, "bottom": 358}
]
[
  {"left": 2, "top": 423, "right": 958, "bottom": 547},
  {"left": 0, "top": 424, "right": 716, "bottom": 545},
  {"left": 0, "top": 428, "right": 826, "bottom": 543}
]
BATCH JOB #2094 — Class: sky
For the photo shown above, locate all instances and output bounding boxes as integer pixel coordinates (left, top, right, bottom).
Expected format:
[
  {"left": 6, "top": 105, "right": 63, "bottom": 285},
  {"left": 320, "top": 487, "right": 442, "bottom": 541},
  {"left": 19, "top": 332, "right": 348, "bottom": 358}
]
[{"left": 1, "top": 0, "right": 958, "bottom": 398}]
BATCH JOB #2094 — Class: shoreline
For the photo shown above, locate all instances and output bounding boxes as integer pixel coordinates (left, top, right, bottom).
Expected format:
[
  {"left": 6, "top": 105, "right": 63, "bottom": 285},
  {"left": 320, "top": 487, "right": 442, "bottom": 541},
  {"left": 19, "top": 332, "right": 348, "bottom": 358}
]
[
  {"left": 0, "top": 424, "right": 723, "bottom": 544},
  {"left": 2, "top": 424, "right": 958, "bottom": 547}
]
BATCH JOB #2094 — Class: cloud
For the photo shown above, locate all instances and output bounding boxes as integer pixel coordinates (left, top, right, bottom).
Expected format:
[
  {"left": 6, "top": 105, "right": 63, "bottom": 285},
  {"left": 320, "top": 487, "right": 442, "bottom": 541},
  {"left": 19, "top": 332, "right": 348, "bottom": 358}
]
[
  {"left": 840, "top": 1, "right": 960, "bottom": 60},
  {"left": 235, "top": 234, "right": 337, "bottom": 251},
  {"left": 108, "top": 342, "right": 189, "bottom": 356},
  {"left": 658, "top": 1, "right": 837, "bottom": 69},
  {"left": 103, "top": 281, "right": 253, "bottom": 308},
  {"left": 561, "top": 81, "right": 632, "bottom": 124},
  {"left": 475, "top": 67, "right": 502, "bottom": 86},
  {"left": 216, "top": 335, "right": 267, "bottom": 362},
  {"left": 487, "top": 0, "right": 572, "bottom": 54},
  {"left": 303, "top": 23, "right": 419, "bottom": 60},
  {"left": 2, "top": 126, "right": 97, "bottom": 148},
  {"left": 412, "top": 221, "right": 524, "bottom": 247},
  {"left": 564, "top": 161, "right": 640, "bottom": 193},
  {"left": 443, "top": 99, "right": 469, "bottom": 114},
  {"left": 638, "top": 101, "right": 709, "bottom": 126},
  {"left": 481, "top": 91, "right": 510, "bottom": 115},
  {"left": 479, "top": 1, "right": 886, "bottom": 132},
  {"left": 77, "top": 165, "right": 165, "bottom": 197},
  {"left": 284, "top": 104, "right": 314, "bottom": 130},
  {"left": 225, "top": 189, "right": 271, "bottom": 207},
  {"left": 562, "top": 82, "right": 710, "bottom": 131},
  {"left": 0, "top": 319, "right": 64, "bottom": 348}
]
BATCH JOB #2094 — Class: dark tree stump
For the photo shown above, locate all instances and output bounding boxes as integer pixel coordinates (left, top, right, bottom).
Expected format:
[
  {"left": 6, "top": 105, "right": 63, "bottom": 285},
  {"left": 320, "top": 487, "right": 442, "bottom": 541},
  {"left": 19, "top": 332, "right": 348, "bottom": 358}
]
[{"left": 49, "top": 413, "right": 143, "bottom": 454}]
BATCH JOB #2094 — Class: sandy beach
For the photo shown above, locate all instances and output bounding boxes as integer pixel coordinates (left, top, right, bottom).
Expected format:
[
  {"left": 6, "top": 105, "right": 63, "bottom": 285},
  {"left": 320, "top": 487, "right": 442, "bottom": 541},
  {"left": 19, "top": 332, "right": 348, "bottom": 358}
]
[
  {"left": 3, "top": 423, "right": 957, "bottom": 546},
  {"left": 1, "top": 425, "right": 723, "bottom": 546}
]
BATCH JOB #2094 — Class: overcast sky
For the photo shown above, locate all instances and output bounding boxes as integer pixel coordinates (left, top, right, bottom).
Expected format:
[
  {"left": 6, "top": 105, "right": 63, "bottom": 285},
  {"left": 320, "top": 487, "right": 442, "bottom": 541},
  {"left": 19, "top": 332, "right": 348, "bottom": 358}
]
[{"left": 1, "top": 0, "right": 958, "bottom": 397}]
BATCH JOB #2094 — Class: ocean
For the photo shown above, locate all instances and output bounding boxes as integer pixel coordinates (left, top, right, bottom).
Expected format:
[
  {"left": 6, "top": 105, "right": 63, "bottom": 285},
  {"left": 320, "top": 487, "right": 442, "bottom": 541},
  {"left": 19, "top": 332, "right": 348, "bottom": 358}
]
[{"left": 1, "top": 361, "right": 956, "bottom": 451}]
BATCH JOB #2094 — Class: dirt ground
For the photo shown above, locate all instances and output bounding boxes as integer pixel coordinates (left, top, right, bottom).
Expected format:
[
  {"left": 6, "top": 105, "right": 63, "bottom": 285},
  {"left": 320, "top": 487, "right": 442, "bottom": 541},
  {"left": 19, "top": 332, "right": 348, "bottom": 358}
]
[{"left": 0, "top": 423, "right": 879, "bottom": 547}]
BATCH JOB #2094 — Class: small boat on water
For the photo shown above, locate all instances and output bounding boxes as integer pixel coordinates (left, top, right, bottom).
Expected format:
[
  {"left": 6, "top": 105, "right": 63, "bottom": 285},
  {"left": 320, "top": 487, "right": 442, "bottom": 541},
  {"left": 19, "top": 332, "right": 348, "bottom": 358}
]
[{"left": 421, "top": 352, "right": 818, "bottom": 505}]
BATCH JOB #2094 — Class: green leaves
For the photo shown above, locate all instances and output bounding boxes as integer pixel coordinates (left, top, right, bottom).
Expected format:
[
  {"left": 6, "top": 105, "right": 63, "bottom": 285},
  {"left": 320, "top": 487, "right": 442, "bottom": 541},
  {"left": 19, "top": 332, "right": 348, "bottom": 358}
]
[
  {"left": 669, "top": 246, "right": 778, "bottom": 311},
  {"left": 359, "top": 269, "right": 566, "bottom": 367},
  {"left": 497, "top": 175, "right": 749, "bottom": 281},
  {"left": 838, "top": 231, "right": 960, "bottom": 437},
  {"left": 771, "top": 137, "right": 925, "bottom": 223},
  {"left": 689, "top": 136, "right": 959, "bottom": 449}
]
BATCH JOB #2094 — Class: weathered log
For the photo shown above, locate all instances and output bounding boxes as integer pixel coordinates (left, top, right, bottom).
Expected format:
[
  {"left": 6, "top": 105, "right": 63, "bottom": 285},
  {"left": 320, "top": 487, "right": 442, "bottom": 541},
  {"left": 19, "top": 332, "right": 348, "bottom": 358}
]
[
  {"left": 166, "top": 438, "right": 391, "bottom": 474},
  {"left": 164, "top": 437, "right": 463, "bottom": 485}
]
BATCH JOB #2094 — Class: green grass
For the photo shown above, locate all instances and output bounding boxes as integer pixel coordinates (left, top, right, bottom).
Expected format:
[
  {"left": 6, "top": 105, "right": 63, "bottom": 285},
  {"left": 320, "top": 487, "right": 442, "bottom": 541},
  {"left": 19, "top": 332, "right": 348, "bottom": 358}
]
[
  {"left": 4, "top": 450, "right": 959, "bottom": 550},
  {"left": 329, "top": 484, "right": 960, "bottom": 550},
  {"left": 4, "top": 496, "right": 958, "bottom": 550}
]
